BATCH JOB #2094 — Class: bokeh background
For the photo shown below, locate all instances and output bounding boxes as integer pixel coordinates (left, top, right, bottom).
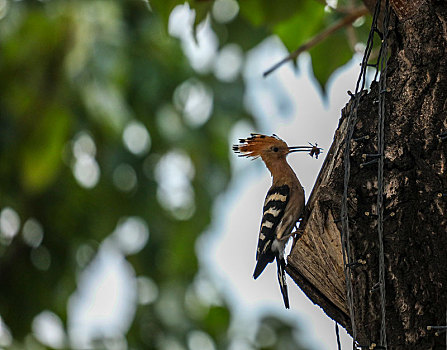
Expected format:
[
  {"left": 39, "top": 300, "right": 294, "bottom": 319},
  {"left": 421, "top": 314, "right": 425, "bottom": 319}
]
[{"left": 0, "top": 0, "right": 373, "bottom": 349}]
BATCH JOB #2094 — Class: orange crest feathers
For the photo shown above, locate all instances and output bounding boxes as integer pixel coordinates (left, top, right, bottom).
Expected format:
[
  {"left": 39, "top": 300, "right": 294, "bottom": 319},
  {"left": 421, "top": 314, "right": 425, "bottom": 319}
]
[{"left": 232, "top": 133, "right": 287, "bottom": 159}]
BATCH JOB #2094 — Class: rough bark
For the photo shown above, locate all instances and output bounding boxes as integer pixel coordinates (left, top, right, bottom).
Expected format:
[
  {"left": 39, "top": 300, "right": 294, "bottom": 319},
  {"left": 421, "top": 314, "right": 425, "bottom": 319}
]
[
  {"left": 363, "top": 0, "right": 428, "bottom": 21},
  {"left": 288, "top": 1, "right": 447, "bottom": 348}
]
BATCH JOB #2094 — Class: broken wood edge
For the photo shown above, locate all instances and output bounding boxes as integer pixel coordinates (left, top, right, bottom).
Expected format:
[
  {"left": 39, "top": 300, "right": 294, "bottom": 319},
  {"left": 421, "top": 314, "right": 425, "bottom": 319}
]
[
  {"left": 287, "top": 100, "right": 356, "bottom": 332},
  {"left": 285, "top": 262, "right": 352, "bottom": 334}
]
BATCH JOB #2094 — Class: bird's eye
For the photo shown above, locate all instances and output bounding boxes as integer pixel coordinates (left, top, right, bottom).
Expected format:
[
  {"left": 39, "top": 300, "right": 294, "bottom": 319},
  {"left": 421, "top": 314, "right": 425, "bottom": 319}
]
[{"left": 273, "top": 147, "right": 279, "bottom": 152}]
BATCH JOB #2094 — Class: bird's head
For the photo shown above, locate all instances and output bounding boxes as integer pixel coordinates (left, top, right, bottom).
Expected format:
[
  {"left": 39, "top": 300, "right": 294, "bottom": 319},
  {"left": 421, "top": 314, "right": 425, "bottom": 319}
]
[{"left": 232, "top": 134, "right": 317, "bottom": 162}]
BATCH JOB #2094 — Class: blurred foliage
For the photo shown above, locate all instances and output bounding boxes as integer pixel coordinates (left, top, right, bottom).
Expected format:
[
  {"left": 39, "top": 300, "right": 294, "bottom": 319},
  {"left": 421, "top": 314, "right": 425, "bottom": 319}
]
[
  {"left": 0, "top": 0, "right": 372, "bottom": 349},
  {"left": 151, "top": 0, "right": 373, "bottom": 90}
]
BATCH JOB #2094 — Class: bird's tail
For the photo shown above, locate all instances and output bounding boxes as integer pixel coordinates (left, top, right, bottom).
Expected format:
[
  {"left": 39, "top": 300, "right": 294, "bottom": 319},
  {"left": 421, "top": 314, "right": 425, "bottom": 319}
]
[
  {"left": 276, "top": 255, "right": 290, "bottom": 309},
  {"left": 253, "top": 253, "right": 274, "bottom": 280}
]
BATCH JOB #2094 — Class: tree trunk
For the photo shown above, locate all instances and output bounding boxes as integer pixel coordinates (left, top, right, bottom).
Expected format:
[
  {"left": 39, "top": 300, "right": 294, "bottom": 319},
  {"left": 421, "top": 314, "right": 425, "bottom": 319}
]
[{"left": 287, "top": 1, "right": 447, "bottom": 348}]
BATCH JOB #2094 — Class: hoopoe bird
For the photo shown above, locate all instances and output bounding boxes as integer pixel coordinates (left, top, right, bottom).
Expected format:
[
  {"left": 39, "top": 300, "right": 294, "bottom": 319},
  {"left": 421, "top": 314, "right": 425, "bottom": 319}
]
[{"left": 233, "top": 133, "right": 321, "bottom": 308}]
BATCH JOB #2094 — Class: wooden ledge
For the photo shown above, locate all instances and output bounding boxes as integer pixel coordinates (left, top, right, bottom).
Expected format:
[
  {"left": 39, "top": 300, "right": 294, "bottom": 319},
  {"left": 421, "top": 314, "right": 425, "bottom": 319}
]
[{"left": 286, "top": 106, "right": 351, "bottom": 331}]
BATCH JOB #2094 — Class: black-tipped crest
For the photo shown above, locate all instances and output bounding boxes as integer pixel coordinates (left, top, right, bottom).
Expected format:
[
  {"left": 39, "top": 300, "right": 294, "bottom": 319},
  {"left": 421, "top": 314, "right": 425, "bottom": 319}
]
[{"left": 232, "top": 134, "right": 286, "bottom": 159}]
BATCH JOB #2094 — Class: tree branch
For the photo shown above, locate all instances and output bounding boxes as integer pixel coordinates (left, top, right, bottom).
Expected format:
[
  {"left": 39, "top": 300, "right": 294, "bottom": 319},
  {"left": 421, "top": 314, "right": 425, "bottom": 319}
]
[{"left": 263, "top": 6, "right": 369, "bottom": 77}]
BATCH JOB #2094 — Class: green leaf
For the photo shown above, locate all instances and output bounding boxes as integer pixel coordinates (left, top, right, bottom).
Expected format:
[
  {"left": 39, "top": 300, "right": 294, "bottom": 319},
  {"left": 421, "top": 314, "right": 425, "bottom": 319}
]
[
  {"left": 217, "top": 16, "right": 269, "bottom": 50},
  {"left": 273, "top": 0, "right": 326, "bottom": 52},
  {"left": 21, "top": 105, "right": 71, "bottom": 193},
  {"left": 239, "top": 0, "right": 322, "bottom": 27},
  {"left": 309, "top": 27, "right": 353, "bottom": 92}
]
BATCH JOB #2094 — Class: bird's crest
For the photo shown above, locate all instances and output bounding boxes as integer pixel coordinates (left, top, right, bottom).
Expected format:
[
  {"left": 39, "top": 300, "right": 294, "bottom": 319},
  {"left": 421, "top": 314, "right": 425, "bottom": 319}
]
[{"left": 232, "top": 134, "right": 286, "bottom": 159}]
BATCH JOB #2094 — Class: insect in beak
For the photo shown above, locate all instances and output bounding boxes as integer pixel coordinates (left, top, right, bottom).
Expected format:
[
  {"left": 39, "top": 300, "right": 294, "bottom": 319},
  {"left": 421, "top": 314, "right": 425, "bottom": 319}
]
[{"left": 288, "top": 143, "right": 323, "bottom": 159}]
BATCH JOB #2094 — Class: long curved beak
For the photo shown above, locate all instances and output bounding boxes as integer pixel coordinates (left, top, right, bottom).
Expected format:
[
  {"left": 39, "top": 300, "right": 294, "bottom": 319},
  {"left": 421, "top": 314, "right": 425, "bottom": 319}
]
[
  {"left": 288, "top": 146, "right": 314, "bottom": 153},
  {"left": 288, "top": 144, "right": 323, "bottom": 159}
]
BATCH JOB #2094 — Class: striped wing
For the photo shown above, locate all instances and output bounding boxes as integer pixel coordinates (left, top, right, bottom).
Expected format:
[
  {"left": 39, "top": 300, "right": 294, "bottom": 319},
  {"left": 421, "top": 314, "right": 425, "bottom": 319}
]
[{"left": 254, "top": 185, "right": 290, "bottom": 276}]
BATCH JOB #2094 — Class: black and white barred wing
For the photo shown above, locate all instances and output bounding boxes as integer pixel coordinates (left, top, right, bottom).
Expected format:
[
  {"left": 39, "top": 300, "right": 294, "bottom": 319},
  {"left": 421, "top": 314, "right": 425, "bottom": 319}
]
[{"left": 253, "top": 184, "right": 290, "bottom": 279}]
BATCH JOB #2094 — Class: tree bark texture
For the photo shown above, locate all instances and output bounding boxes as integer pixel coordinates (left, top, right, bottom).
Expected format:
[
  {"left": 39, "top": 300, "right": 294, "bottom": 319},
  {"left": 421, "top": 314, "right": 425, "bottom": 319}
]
[{"left": 288, "top": 1, "right": 447, "bottom": 348}]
